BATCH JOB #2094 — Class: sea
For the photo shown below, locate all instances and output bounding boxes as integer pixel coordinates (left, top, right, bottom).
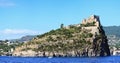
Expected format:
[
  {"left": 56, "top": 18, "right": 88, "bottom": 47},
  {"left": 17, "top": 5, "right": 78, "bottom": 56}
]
[{"left": 0, "top": 56, "right": 120, "bottom": 63}]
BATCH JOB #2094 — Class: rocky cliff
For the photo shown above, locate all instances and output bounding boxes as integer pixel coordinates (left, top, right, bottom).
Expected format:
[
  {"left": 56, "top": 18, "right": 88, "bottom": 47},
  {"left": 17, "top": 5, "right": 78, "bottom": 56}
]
[{"left": 13, "top": 15, "right": 110, "bottom": 57}]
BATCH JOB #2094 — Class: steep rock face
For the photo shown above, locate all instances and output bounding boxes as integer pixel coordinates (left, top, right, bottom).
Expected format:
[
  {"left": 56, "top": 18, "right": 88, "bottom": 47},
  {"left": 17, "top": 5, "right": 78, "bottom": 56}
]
[
  {"left": 13, "top": 15, "right": 110, "bottom": 57},
  {"left": 81, "top": 15, "right": 110, "bottom": 56}
]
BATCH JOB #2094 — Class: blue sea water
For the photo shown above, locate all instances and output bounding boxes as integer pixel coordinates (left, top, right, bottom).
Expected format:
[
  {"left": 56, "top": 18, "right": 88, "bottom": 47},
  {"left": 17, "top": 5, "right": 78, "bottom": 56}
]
[{"left": 0, "top": 56, "right": 120, "bottom": 63}]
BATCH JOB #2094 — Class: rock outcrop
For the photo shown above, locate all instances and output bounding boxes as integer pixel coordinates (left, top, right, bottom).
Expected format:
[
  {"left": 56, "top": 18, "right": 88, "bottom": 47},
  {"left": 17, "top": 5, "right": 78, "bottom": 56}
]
[
  {"left": 13, "top": 15, "right": 110, "bottom": 57},
  {"left": 81, "top": 15, "right": 110, "bottom": 56}
]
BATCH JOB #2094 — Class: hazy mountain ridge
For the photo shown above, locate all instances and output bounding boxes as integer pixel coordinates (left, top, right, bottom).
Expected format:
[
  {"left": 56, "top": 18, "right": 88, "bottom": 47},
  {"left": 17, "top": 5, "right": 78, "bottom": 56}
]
[
  {"left": 103, "top": 26, "right": 120, "bottom": 37},
  {"left": 9, "top": 35, "right": 36, "bottom": 42},
  {"left": 103, "top": 26, "right": 120, "bottom": 47}
]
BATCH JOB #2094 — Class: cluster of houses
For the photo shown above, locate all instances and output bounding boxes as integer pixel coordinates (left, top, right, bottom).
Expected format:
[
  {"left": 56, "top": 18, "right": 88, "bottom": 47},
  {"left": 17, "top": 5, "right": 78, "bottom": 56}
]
[{"left": 0, "top": 40, "right": 15, "bottom": 56}]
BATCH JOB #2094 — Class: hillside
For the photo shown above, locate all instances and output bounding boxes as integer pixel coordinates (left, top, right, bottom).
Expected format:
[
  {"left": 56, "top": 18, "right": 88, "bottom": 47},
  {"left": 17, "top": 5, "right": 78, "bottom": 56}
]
[
  {"left": 13, "top": 15, "right": 110, "bottom": 57},
  {"left": 10, "top": 35, "right": 36, "bottom": 42},
  {"left": 103, "top": 26, "right": 120, "bottom": 37},
  {"left": 103, "top": 26, "right": 120, "bottom": 48}
]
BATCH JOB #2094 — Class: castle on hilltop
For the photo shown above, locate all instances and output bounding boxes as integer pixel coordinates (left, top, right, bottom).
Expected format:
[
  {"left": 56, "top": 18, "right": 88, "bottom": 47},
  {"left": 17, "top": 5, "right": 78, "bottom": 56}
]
[
  {"left": 81, "top": 15, "right": 102, "bottom": 35},
  {"left": 81, "top": 15, "right": 101, "bottom": 27}
]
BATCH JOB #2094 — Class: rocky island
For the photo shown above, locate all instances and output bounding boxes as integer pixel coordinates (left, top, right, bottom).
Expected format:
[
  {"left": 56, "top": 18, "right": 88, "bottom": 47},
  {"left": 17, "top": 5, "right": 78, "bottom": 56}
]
[{"left": 13, "top": 15, "right": 110, "bottom": 57}]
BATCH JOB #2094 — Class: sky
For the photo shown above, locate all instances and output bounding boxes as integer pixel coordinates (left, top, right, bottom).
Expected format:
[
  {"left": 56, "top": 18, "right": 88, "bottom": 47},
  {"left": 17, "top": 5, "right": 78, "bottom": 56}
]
[{"left": 0, "top": 0, "right": 120, "bottom": 40}]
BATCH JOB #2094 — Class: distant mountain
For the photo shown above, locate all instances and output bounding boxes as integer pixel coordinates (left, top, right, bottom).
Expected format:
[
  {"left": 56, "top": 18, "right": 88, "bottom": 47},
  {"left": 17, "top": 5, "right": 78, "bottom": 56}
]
[
  {"left": 10, "top": 35, "right": 36, "bottom": 42},
  {"left": 103, "top": 26, "right": 120, "bottom": 37},
  {"left": 103, "top": 26, "right": 120, "bottom": 48}
]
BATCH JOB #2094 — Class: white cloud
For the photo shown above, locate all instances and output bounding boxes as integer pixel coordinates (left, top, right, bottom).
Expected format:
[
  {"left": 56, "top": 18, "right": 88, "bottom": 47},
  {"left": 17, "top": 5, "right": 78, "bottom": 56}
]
[
  {"left": 0, "top": 0, "right": 15, "bottom": 7},
  {"left": 0, "top": 29, "right": 40, "bottom": 40},
  {"left": 0, "top": 29, "right": 40, "bottom": 35}
]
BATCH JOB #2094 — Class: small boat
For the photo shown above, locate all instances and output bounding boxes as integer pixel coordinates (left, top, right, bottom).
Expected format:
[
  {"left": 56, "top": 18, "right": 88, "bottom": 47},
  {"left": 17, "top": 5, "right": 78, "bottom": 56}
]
[{"left": 48, "top": 56, "right": 53, "bottom": 58}]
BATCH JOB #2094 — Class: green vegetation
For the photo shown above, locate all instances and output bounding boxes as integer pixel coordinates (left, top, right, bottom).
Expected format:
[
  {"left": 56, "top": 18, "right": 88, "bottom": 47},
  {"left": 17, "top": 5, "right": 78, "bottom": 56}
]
[
  {"left": 103, "top": 26, "right": 120, "bottom": 49},
  {"left": 34, "top": 39, "right": 90, "bottom": 52},
  {"left": 21, "top": 47, "right": 32, "bottom": 51},
  {"left": 103, "top": 26, "right": 120, "bottom": 37},
  {"left": 46, "top": 36, "right": 54, "bottom": 42},
  {"left": 0, "top": 41, "right": 23, "bottom": 55},
  {"left": 36, "top": 25, "right": 82, "bottom": 39},
  {"left": 23, "top": 24, "right": 94, "bottom": 52},
  {"left": 16, "top": 23, "right": 96, "bottom": 54}
]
